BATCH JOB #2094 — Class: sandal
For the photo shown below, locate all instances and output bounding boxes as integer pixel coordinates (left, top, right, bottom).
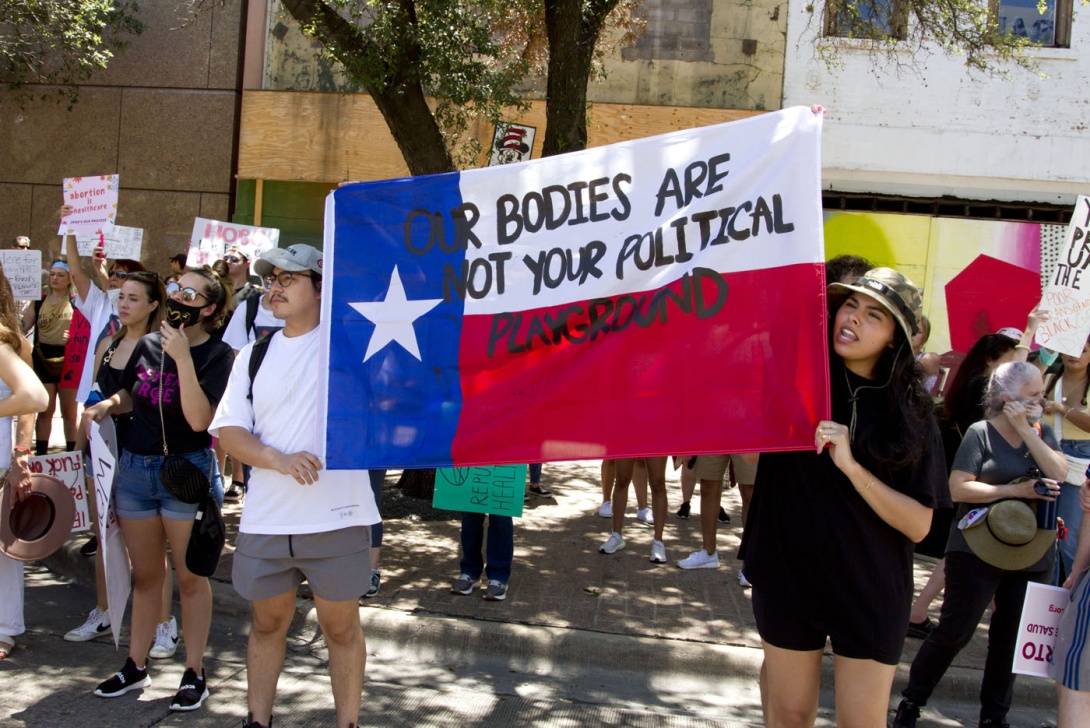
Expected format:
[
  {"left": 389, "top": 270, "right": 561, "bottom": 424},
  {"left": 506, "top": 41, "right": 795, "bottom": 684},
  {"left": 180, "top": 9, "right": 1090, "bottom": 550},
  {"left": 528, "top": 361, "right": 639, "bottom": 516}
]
[
  {"left": 0, "top": 636, "right": 14, "bottom": 659},
  {"left": 528, "top": 484, "right": 552, "bottom": 497}
]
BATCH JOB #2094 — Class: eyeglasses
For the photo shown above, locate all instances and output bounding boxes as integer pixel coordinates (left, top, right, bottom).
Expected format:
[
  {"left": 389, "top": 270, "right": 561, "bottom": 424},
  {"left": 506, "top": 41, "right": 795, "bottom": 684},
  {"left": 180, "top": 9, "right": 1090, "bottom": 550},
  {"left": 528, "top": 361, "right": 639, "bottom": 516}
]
[
  {"left": 223, "top": 255, "right": 243, "bottom": 264},
  {"left": 166, "top": 280, "right": 208, "bottom": 304},
  {"left": 109, "top": 269, "right": 132, "bottom": 279},
  {"left": 263, "top": 271, "right": 312, "bottom": 289}
]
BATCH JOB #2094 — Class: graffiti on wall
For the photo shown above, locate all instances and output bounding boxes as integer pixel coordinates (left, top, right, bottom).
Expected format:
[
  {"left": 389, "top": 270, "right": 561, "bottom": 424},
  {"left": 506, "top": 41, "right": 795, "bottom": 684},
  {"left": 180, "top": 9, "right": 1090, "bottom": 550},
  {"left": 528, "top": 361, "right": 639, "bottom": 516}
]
[{"left": 823, "top": 211, "right": 1065, "bottom": 356}]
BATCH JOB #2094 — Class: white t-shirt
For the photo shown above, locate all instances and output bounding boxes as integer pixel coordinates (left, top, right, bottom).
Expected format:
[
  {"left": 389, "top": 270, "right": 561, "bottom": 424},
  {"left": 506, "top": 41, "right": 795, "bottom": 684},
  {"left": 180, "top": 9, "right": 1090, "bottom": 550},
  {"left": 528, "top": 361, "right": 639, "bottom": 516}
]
[
  {"left": 222, "top": 294, "right": 281, "bottom": 352},
  {"left": 73, "top": 284, "right": 120, "bottom": 403},
  {"left": 209, "top": 326, "right": 379, "bottom": 535}
]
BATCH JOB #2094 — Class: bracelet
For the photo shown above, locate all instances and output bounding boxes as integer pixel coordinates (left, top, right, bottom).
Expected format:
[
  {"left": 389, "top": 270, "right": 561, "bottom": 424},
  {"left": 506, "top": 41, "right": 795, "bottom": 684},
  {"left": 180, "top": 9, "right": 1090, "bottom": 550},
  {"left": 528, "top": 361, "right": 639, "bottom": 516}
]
[
  {"left": 1015, "top": 345, "right": 1031, "bottom": 352},
  {"left": 859, "top": 475, "right": 874, "bottom": 493},
  {"left": 13, "top": 446, "right": 31, "bottom": 456},
  {"left": 1065, "top": 408, "right": 1075, "bottom": 420}
]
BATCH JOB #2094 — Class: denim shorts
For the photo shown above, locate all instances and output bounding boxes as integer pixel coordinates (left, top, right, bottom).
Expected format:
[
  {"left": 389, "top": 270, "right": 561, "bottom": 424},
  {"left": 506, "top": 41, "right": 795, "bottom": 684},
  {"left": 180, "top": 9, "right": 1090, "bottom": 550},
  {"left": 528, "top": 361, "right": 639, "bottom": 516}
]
[{"left": 113, "top": 448, "right": 223, "bottom": 521}]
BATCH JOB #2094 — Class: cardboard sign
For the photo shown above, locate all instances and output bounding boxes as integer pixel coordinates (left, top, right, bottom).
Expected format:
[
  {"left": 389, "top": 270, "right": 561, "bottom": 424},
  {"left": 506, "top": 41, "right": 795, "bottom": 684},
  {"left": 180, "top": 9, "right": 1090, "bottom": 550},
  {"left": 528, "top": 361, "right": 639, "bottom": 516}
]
[
  {"left": 432, "top": 465, "right": 526, "bottom": 517},
  {"left": 187, "top": 217, "right": 279, "bottom": 268},
  {"left": 76, "top": 225, "right": 143, "bottom": 260},
  {"left": 1013, "top": 581, "right": 1070, "bottom": 677},
  {"left": 58, "top": 175, "right": 119, "bottom": 236},
  {"left": 489, "top": 122, "right": 536, "bottom": 166},
  {"left": 1036, "top": 195, "right": 1090, "bottom": 357},
  {"left": 28, "top": 451, "right": 89, "bottom": 533},
  {"left": 90, "top": 417, "right": 129, "bottom": 648},
  {"left": 0, "top": 249, "right": 43, "bottom": 300}
]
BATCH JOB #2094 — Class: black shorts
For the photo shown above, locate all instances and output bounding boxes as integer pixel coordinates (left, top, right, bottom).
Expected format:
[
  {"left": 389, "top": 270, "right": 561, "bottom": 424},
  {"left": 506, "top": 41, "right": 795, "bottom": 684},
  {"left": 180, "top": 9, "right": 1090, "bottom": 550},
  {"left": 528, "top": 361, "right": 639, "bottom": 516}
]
[{"left": 751, "top": 587, "right": 903, "bottom": 665}]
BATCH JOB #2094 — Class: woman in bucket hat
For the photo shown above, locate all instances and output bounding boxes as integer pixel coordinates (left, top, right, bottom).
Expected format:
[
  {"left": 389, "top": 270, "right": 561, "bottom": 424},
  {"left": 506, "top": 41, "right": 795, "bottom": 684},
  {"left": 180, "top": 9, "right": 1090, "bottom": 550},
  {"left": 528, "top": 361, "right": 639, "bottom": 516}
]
[
  {"left": 893, "top": 361, "right": 1067, "bottom": 728},
  {"left": 0, "top": 263, "right": 53, "bottom": 660},
  {"left": 740, "top": 267, "right": 949, "bottom": 726}
]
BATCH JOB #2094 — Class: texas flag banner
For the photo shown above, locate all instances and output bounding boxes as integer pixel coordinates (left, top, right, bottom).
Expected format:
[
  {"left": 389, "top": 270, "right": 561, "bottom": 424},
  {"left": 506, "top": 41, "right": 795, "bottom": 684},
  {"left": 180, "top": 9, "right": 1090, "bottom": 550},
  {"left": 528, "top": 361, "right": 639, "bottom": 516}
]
[{"left": 320, "top": 106, "right": 829, "bottom": 469}]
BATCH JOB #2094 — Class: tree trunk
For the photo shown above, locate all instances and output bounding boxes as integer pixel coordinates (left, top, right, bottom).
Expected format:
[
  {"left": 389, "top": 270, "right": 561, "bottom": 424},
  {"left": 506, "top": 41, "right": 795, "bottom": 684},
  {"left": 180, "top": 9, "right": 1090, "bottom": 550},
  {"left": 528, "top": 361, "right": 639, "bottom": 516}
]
[
  {"left": 279, "top": 0, "right": 456, "bottom": 177},
  {"left": 398, "top": 468, "right": 437, "bottom": 500},
  {"left": 542, "top": 0, "right": 619, "bottom": 158}
]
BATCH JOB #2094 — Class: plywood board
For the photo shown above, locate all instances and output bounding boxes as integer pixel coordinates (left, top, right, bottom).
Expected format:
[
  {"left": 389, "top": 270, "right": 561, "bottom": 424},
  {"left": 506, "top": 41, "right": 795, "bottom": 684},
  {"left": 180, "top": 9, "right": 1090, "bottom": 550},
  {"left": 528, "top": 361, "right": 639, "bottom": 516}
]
[{"left": 238, "top": 90, "right": 764, "bottom": 183}]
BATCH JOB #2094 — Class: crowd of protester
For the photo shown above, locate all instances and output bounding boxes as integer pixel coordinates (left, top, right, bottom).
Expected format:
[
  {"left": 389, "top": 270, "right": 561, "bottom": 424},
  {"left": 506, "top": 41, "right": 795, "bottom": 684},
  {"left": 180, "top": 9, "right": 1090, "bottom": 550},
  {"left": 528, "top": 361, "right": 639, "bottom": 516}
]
[{"left": 2, "top": 220, "right": 1090, "bottom": 728}]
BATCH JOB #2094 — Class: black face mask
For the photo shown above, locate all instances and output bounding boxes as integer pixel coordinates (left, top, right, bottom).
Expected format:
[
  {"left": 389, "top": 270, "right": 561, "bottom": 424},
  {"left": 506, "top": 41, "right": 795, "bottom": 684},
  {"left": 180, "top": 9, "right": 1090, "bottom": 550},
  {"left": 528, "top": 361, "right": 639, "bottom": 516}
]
[{"left": 165, "top": 298, "right": 204, "bottom": 329}]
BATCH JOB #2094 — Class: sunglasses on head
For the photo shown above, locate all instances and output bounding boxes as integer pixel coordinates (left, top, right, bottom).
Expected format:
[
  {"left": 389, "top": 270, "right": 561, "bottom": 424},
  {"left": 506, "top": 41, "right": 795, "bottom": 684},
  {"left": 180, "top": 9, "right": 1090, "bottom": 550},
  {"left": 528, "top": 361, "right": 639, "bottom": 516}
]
[{"left": 166, "top": 280, "right": 208, "bottom": 304}]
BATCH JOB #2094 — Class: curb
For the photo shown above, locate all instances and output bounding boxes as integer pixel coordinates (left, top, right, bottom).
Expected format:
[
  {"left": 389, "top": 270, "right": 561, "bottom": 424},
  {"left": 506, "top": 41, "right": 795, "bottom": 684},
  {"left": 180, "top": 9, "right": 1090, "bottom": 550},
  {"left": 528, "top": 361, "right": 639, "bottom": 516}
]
[{"left": 43, "top": 538, "right": 1059, "bottom": 710}]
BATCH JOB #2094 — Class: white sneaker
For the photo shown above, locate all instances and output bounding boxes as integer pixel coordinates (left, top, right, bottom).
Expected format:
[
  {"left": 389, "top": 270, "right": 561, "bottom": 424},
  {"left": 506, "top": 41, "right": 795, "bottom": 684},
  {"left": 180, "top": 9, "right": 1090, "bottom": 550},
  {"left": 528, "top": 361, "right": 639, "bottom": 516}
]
[
  {"left": 598, "top": 501, "right": 612, "bottom": 518},
  {"left": 738, "top": 571, "right": 752, "bottom": 588},
  {"left": 64, "top": 607, "right": 111, "bottom": 642},
  {"left": 649, "top": 540, "right": 667, "bottom": 564},
  {"left": 635, "top": 507, "right": 654, "bottom": 526},
  {"left": 599, "top": 532, "right": 626, "bottom": 554},
  {"left": 678, "top": 549, "right": 720, "bottom": 570},
  {"left": 148, "top": 616, "right": 179, "bottom": 659}
]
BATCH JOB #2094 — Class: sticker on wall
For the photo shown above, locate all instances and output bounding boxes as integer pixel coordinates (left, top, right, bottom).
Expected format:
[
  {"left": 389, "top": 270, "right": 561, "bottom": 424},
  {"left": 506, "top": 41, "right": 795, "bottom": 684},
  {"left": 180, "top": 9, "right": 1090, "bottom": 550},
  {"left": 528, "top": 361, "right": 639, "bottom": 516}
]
[{"left": 489, "top": 122, "right": 535, "bottom": 166}]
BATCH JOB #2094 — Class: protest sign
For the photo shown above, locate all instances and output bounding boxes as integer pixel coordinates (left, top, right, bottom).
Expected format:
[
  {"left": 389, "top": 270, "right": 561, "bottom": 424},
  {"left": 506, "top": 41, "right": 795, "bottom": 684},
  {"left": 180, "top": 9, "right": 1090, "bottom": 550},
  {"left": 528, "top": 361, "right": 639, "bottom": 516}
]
[
  {"left": 60, "top": 310, "right": 90, "bottom": 392},
  {"left": 320, "top": 106, "right": 828, "bottom": 469},
  {"left": 1013, "top": 582, "right": 1070, "bottom": 677},
  {"left": 29, "top": 451, "right": 89, "bottom": 533},
  {"left": 90, "top": 417, "right": 129, "bottom": 648},
  {"left": 187, "top": 217, "right": 279, "bottom": 267},
  {"left": 58, "top": 175, "right": 119, "bottom": 236},
  {"left": 1036, "top": 195, "right": 1090, "bottom": 357},
  {"left": 76, "top": 225, "right": 143, "bottom": 260},
  {"left": 0, "top": 249, "right": 43, "bottom": 300},
  {"left": 432, "top": 465, "right": 527, "bottom": 517}
]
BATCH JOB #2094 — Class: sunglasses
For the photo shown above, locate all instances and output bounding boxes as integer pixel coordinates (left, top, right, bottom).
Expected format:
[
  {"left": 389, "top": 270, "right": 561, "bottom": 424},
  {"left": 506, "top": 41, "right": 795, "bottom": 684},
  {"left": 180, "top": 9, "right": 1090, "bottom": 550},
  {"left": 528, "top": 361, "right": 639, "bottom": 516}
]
[
  {"left": 263, "top": 271, "right": 312, "bottom": 289},
  {"left": 166, "top": 280, "right": 208, "bottom": 304},
  {"left": 223, "top": 255, "right": 244, "bottom": 264},
  {"left": 109, "top": 269, "right": 132, "bottom": 279}
]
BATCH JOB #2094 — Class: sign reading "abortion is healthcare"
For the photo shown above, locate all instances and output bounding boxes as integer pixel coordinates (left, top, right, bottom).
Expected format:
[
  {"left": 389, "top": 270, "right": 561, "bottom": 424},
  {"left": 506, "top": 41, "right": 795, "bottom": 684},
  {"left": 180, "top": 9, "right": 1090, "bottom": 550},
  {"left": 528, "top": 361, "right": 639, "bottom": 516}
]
[{"left": 320, "top": 106, "right": 829, "bottom": 469}]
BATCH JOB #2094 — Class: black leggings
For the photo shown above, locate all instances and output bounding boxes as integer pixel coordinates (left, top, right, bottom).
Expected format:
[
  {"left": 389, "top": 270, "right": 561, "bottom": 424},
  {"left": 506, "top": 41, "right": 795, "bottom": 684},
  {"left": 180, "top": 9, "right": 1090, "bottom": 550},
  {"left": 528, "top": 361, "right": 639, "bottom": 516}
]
[{"left": 902, "top": 550, "right": 1051, "bottom": 722}]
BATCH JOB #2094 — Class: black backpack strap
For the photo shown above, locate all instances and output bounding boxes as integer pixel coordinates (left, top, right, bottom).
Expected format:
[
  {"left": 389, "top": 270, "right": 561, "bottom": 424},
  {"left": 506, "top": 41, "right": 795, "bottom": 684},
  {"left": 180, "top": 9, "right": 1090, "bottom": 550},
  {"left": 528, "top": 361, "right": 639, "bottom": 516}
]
[
  {"left": 245, "top": 293, "right": 261, "bottom": 338},
  {"left": 247, "top": 332, "right": 273, "bottom": 402}
]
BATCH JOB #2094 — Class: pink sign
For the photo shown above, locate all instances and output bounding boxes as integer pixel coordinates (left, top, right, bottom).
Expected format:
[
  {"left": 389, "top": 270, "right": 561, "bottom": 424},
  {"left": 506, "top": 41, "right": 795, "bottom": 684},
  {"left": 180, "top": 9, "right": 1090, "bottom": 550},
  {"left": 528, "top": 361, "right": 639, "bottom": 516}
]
[{"left": 58, "top": 175, "right": 119, "bottom": 236}]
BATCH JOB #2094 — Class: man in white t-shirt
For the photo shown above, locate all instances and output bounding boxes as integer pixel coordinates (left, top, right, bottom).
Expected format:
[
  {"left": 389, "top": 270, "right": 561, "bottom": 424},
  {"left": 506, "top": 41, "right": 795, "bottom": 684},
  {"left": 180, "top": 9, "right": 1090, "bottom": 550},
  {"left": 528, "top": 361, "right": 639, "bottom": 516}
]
[{"left": 210, "top": 244, "right": 377, "bottom": 728}]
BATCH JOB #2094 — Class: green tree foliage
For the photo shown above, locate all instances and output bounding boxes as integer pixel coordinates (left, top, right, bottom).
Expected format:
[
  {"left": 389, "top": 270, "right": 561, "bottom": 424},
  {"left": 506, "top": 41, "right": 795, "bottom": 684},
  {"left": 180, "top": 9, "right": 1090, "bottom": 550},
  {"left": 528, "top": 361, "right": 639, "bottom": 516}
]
[
  {"left": 274, "top": 0, "right": 641, "bottom": 174},
  {"left": 0, "top": 0, "right": 144, "bottom": 104}
]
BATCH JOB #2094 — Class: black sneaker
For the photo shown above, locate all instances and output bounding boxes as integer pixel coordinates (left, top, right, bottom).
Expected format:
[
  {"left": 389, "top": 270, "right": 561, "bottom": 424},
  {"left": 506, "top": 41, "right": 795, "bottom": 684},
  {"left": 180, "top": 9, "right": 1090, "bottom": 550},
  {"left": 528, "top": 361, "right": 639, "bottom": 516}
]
[
  {"left": 244, "top": 712, "right": 272, "bottom": 728},
  {"left": 79, "top": 536, "right": 98, "bottom": 557},
  {"left": 979, "top": 720, "right": 1010, "bottom": 728},
  {"left": 907, "top": 617, "right": 934, "bottom": 639},
  {"left": 892, "top": 698, "right": 920, "bottom": 728},
  {"left": 94, "top": 657, "right": 151, "bottom": 698},
  {"left": 169, "top": 667, "right": 209, "bottom": 712},
  {"left": 223, "top": 485, "right": 242, "bottom": 502},
  {"left": 676, "top": 502, "right": 691, "bottom": 520},
  {"left": 363, "top": 569, "right": 380, "bottom": 598},
  {"left": 717, "top": 507, "right": 731, "bottom": 524}
]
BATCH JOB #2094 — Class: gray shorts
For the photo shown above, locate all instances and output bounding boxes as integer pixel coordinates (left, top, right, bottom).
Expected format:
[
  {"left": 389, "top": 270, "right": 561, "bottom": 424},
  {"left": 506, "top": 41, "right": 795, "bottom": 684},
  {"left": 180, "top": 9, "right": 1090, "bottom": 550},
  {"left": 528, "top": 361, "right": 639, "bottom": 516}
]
[
  {"left": 232, "top": 526, "right": 371, "bottom": 603},
  {"left": 1051, "top": 567, "right": 1090, "bottom": 691}
]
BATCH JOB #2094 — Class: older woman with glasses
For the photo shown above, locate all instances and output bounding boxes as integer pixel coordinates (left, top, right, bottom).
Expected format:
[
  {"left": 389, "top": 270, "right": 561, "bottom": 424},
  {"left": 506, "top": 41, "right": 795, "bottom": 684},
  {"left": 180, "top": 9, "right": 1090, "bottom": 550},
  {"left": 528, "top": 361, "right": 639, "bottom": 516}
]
[
  {"left": 894, "top": 361, "right": 1067, "bottom": 728},
  {"left": 83, "top": 266, "right": 234, "bottom": 713}
]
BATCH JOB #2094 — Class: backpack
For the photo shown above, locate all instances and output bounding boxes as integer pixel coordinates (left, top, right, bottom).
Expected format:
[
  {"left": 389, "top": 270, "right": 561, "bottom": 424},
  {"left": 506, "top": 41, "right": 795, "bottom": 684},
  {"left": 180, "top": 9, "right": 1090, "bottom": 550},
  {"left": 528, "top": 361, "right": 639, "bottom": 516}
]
[{"left": 247, "top": 332, "right": 273, "bottom": 402}]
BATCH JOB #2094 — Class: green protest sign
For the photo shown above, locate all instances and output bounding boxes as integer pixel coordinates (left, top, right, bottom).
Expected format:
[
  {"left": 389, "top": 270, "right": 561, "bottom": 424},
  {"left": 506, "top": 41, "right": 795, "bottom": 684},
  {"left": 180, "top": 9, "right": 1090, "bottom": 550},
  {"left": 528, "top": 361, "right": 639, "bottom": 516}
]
[{"left": 432, "top": 465, "right": 526, "bottom": 517}]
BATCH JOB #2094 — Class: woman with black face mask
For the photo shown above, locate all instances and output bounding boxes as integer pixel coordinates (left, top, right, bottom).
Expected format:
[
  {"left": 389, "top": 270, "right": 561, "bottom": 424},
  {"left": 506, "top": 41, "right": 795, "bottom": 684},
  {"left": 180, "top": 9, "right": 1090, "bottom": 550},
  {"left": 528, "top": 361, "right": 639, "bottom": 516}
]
[{"left": 82, "top": 266, "right": 234, "bottom": 714}]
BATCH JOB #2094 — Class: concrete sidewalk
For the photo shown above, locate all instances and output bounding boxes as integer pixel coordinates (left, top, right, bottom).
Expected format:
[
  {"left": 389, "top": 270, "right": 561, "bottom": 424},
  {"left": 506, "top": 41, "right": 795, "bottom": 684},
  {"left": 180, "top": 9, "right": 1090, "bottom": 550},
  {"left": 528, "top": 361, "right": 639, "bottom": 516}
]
[{"left": 42, "top": 456, "right": 1061, "bottom": 717}]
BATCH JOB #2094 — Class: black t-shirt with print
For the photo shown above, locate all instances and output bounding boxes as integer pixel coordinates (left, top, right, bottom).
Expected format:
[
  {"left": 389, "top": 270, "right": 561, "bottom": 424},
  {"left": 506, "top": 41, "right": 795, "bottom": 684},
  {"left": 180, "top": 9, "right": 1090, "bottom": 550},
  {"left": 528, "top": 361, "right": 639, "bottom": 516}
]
[{"left": 120, "top": 332, "right": 234, "bottom": 455}]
